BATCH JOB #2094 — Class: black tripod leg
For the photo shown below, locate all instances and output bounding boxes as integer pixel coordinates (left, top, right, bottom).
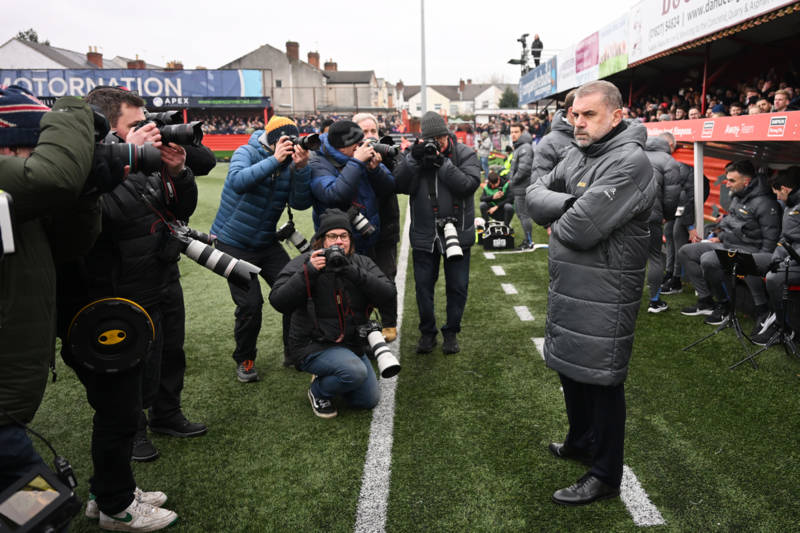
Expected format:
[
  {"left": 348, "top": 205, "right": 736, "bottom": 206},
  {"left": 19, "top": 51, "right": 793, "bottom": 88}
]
[{"left": 682, "top": 321, "right": 728, "bottom": 351}]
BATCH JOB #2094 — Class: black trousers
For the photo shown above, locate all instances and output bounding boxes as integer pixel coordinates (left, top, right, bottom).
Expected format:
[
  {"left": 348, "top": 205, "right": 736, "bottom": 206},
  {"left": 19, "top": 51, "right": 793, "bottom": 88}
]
[
  {"left": 370, "top": 239, "right": 399, "bottom": 327},
  {"left": 216, "top": 241, "right": 290, "bottom": 364},
  {"left": 150, "top": 278, "right": 186, "bottom": 423},
  {"left": 559, "top": 373, "right": 626, "bottom": 487},
  {"left": 63, "top": 352, "right": 140, "bottom": 515}
]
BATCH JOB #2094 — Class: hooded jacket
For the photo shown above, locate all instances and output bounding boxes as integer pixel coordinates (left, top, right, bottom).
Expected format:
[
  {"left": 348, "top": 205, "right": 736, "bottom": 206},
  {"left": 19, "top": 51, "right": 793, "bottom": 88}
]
[
  {"left": 309, "top": 133, "right": 395, "bottom": 253},
  {"left": 526, "top": 121, "right": 656, "bottom": 386},
  {"left": 211, "top": 130, "right": 312, "bottom": 251},
  {"left": 394, "top": 134, "right": 482, "bottom": 252},
  {"left": 531, "top": 109, "right": 574, "bottom": 183},
  {"left": 773, "top": 188, "right": 800, "bottom": 262},
  {"left": 268, "top": 251, "right": 396, "bottom": 368},
  {"left": 509, "top": 131, "right": 534, "bottom": 196},
  {"left": 644, "top": 136, "right": 682, "bottom": 223},
  {"left": 718, "top": 176, "right": 781, "bottom": 253},
  {"left": 0, "top": 97, "right": 98, "bottom": 425}
]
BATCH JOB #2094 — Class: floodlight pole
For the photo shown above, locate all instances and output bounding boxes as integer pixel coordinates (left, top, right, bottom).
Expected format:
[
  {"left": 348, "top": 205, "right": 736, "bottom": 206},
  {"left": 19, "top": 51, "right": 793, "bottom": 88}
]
[{"left": 420, "top": 0, "right": 427, "bottom": 114}]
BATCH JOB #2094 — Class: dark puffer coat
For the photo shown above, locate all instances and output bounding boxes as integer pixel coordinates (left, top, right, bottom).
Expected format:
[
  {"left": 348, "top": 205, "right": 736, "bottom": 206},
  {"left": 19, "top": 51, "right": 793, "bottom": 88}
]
[
  {"left": 526, "top": 122, "right": 656, "bottom": 386},
  {"left": 509, "top": 131, "right": 534, "bottom": 196},
  {"left": 718, "top": 177, "right": 781, "bottom": 253},
  {"left": 531, "top": 109, "right": 574, "bottom": 183},
  {"left": 644, "top": 136, "right": 682, "bottom": 223},
  {"left": 773, "top": 188, "right": 800, "bottom": 261},
  {"left": 393, "top": 134, "right": 481, "bottom": 251},
  {"left": 268, "top": 252, "right": 396, "bottom": 368}
]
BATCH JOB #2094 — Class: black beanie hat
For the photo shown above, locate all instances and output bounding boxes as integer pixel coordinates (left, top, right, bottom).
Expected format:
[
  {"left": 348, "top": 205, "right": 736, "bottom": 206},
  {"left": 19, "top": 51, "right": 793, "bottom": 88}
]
[
  {"left": 313, "top": 208, "right": 353, "bottom": 241},
  {"left": 420, "top": 111, "right": 448, "bottom": 139},
  {"left": 328, "top": 120, "right": 364, "bottom": 148}
]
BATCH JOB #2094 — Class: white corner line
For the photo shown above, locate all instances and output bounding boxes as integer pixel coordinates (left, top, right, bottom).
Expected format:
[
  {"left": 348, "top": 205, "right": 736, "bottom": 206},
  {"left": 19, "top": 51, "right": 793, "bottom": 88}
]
[
  {"left": 484, "top": 252, "right": 496, "bottom": 260},
  {"left": 491, "top": 265, "right": 506, "bottom": 276},
  {"left": 514, "top": 306, "right": 534, "bottom": 321},
  {"left": 531, "top": 337, "right": 545, "bottom": 360},
  {"left": 621, "top": 465, "right": 666, "bottom": 526}
]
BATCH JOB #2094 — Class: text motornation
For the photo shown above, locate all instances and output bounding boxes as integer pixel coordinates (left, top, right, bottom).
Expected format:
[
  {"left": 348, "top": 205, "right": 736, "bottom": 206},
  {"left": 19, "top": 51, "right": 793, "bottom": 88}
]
[{"left": 0, "top": 76, "right": 183, "bottom": 97}]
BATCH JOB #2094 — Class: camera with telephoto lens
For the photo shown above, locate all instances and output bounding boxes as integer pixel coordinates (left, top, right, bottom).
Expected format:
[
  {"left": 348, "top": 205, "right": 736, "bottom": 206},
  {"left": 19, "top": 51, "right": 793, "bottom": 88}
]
[
  {"left": 366, "top": 135, "right": 400, "bottom": 159},
  {"left": 286, "top": 133, "right": 321, "bottom": 151},
  {"left": 357, "top": 320, "right": 401, "bottom": 378},
  {"left": 137, "top": 112, "right": 204, "bottom": 147},
  {"left": 323, "top": 244, "right": 349, "bottom": 272},
  {"left": 276, "top": 219, "right": 310, "bottom": 253},
  {"left": 168, "top": 221, "right": 260, "bottom": 287},
  {"left": 437, "top": 217, "right": 463, "bottom": 261},
  {"left": 347, "top": 206, "right": 376, "bottom": 238}
]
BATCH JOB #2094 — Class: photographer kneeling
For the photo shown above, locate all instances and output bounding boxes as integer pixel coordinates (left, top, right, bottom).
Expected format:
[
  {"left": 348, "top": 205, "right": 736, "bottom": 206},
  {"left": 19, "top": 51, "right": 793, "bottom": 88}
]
[{"left": 269, "top": 209, "right": 396, "bottom": 418}]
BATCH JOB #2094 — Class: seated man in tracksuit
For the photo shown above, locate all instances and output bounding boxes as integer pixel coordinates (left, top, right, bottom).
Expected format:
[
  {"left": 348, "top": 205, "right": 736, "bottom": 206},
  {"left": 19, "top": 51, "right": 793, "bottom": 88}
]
[{"left": 479, "top": 171, "right": 514, "bottom": 225}]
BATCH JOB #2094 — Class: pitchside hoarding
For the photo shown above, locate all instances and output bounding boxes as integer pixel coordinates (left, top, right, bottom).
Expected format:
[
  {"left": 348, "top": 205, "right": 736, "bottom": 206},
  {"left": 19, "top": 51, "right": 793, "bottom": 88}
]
[
  {"left": 628, "top": 0, "right": 797, "bottom": 64},
  {"left": 0, "top": 69, "right": 264, "bottom": 98},
  {"left": 519, "top": 57, "right": 558, "bottom": 105},
  {"left": 643, "top": 111, "right": 800, "bottom": 142},
  {"left": 599, "top": 14, "right": 629, "bottom": 78}
]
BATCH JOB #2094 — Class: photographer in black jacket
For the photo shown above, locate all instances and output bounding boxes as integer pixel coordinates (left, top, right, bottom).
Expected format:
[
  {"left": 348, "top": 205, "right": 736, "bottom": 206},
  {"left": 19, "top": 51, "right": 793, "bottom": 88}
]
[
  {"left": 57, "top": 87, "right": 191, "bottom": 530},
  {"left": 394, "top": 112, "right": 481, "bottom": 354},
  {"left": 269, "top": 209, "right": 396, "bottom": 418}
]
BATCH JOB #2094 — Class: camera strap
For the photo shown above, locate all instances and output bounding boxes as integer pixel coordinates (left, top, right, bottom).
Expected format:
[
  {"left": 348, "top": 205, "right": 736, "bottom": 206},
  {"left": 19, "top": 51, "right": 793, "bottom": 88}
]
[{"left": 424, "top": 167, "right": 440, "bottom": 215}]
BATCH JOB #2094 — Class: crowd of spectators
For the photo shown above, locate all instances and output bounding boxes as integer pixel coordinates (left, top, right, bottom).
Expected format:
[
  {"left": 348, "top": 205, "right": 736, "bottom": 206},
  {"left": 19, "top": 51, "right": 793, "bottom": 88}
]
[{"left": 192, "top": 111, "right": 403, "bottom": 135}]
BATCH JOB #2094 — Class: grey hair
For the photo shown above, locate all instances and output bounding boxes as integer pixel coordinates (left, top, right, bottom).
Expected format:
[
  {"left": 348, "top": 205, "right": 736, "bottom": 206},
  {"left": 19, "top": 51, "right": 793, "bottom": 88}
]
[
  {"left": 574, "top": 80, "right": 623, "bottom": 111},
  {"left": 659, "top": 131, "right": 675, "bottom": 145},
  {"left": 352, "top": 112, "right": 378, "bottom": 127}
]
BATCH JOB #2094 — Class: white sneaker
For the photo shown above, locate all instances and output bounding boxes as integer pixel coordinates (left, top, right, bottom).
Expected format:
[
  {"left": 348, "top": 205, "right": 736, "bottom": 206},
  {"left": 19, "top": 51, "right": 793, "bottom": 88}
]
[
  {"left": 98, "top": 499, "right": 177, "bottom": 532},
  {"left": 86, "top": 487, "right": 168, "bottom": 519}
]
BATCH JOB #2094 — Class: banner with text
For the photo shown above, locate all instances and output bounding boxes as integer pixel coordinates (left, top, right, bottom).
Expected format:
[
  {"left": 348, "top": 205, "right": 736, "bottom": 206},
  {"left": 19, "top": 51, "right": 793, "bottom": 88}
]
[
  {"left": 0, "top": 69, "right": 264, "bottom": 98},
  {"left": 519, "top": 56, "right": 558, "bottom": 105},
  {"left": 599, "top": 14, "right": 630, "bottom": 78},
  {"left": 628, "top": 0, "right": 796, "bottom": 64},
  {"left": 575, "top": 32, "right": 600, "bottom": 86}
]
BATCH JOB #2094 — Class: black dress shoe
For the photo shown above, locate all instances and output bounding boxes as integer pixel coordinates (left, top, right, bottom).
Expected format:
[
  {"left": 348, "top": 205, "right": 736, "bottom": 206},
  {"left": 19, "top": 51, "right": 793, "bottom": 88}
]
[
  {"left": 552, "top": 473, "right": 620, "bottom": 506},
  {"left": 548, "top": 442, "right": 592, "bottom": 465},
  {"left": 416, "top": 333, "right": 437, "bottom": 354},
  {"left": 149, "top": 413, "right": 208, "bottom": 438}
]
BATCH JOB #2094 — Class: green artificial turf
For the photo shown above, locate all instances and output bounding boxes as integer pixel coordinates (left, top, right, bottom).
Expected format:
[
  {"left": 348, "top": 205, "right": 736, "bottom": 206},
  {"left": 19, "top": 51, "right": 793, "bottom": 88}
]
[{"left": 32, "top": 165, "right": 800, "bottom": 532}]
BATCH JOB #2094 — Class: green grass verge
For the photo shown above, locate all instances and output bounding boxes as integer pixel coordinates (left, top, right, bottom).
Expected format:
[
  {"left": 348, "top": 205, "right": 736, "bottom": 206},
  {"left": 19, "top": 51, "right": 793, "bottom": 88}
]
[{"left": 33, "top": 167, "right": 800, "bottom": 531}]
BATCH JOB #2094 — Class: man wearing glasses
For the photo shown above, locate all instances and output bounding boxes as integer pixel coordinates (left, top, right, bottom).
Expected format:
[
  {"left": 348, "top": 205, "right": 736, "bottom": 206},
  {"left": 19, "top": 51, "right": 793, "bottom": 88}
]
[{"left": 269, "top": 209, "right": 396, "bottom": 418}]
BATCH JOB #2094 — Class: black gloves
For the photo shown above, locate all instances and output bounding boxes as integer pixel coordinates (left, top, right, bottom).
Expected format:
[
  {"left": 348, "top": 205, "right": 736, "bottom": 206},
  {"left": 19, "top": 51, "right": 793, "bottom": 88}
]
[
  {"left": 769, "top": 258, "right": 786, "bottom": 273},
  {"left": 410, "top": 141, "right": 427, "bottom": 161},
  {"left": 422, "top": 152, "right": 444, "bottom": 170}
]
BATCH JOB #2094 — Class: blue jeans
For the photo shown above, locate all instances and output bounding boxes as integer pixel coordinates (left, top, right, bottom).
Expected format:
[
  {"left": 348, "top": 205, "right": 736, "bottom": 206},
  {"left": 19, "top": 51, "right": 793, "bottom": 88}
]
[
  {"left": 300, "top": 347, "right": 379, "bottom": 408},
  {"left": 480, "top": 156, "right": 489, "bottom": 176},
  {"left": 0, "top": 424, "right": 46, "bottom": 492},
  {"left": 412, "top": 248, "right": 471, "bottom": 335}
]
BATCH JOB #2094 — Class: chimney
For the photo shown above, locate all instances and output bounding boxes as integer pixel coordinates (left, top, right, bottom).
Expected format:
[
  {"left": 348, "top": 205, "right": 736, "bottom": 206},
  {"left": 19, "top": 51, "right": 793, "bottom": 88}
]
[
  {"left": 459, "top": 79, "right": 465, "bottom": 92},
  {"left": 286, "top": 41, "right": 299, "bottom": 61},
  {"left": 87, "top": 46, "right": 103, "bottom": 68},
  {"left": 307, "top": 51, "right": 320, "bottom": 69},
  {"left": 165, "top": 60, "right": 184, "bottom": 71},
  {"left": 324, "top": 59, "right": 338, "bottom": 72},
  {"left": 396, "top": 80, "right": 404, "bottom": 92},
  {"left": 127, "top": 55, "right": 146, "bottom": 69}
]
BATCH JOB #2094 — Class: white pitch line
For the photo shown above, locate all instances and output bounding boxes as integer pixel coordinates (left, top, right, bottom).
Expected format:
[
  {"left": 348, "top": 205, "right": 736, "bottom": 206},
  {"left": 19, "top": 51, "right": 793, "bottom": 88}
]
[
  {"left": 501, "top": 283, "right": 518, "bottom": 295},
  {"left": 514, "top": 306, "right": 534, "bottom": 321},
  {"left": 531, "top": 342, "right": 664, "bottom": 526},
  {"left": 621, "top": 466, "right": 666, "bottom": 526},
  {"left": 484, "top": 252, "right": 496, "bottom": 260},
  {"left": 491, "top": 265, "right": 506, "bottom": 276},
  {"left": 354, "top": 205, "right": 411, "bottom": 533}
]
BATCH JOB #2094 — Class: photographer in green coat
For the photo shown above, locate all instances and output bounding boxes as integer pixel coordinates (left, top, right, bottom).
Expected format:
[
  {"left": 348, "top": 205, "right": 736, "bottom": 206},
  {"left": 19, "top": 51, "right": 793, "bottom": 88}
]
[{"left": 0, "top": 87, "right": 100, "bottom": 491}]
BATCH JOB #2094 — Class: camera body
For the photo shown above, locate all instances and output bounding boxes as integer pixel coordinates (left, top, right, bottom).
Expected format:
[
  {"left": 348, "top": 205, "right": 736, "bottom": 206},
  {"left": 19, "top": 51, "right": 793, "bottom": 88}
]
[
  {"left": 322, "top": 244, "right": 349, "bottom": 272},
  {"left": 276, "top": 220, "right": 310, "bottom": 253},
  {"left": 0, "top": 464, "right": 81, "bottom": 532},
  {"left": 422, "top": 139, "right": 440, "bottom": 156},
  {"left": 356, "top": 320, "right": 401, "bottom": 378},
  {"left": 137, "top": 112, "right": 204, "bottom": 147},
  {"left": 285, "top": 133, "right": 321, "bottom": 151},
  {"left": 437, "top": 217, "right": 463, "bottom": 261}
]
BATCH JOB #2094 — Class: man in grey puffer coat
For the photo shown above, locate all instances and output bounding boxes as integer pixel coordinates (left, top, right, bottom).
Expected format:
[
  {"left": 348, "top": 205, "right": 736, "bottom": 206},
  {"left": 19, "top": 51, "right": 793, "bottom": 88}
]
[
  {"left": 530, "top": 90, "right": 576, "bottom": 183},
  {"left": 527, "top": 81, "right": 656, "bottom": 506},
  {"left": 509, "top": 122, "right": 535, "bottom": 248},
  {"left": 643, "top": 135, "right": 682, "bottom": 313}
]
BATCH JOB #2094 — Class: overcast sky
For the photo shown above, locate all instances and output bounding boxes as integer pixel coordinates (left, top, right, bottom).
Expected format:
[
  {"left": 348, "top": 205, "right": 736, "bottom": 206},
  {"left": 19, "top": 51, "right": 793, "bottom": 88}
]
[{"left": 5, "top": 0, "right": 637, "bottom": 85}]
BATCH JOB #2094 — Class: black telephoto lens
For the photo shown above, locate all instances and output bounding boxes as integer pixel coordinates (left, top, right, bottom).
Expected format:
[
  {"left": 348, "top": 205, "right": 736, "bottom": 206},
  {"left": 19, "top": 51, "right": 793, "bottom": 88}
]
[
  {"left": 97, "top": 143, "right": 162, "bottom": 175},
  {"left": 160, "top": 121, "right": 204, "bottom": 146}
]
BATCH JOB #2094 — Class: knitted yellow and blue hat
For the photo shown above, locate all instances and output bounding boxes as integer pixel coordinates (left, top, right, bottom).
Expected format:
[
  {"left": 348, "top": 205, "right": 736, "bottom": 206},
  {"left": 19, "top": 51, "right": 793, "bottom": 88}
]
[{"left": 264, "top": 115, "right": 299, "bottom": 146}]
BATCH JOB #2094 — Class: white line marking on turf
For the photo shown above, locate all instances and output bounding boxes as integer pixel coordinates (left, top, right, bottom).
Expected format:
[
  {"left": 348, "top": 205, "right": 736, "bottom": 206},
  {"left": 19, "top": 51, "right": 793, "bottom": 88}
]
[
  {"left": 484, "top": 252, "right": 496, "bottom": 259},
  {"left": 621, "top": 466, "right": 666, "bottom": 526},
  {"left": 354, "top": 205, "right": 411, "bottom": 533},
  {"left": 531, "top": 342, "right": 664, "bottom": 525},
  {"left": 491, "top": 265, "right": 506, "bottom": 276},
  {"left": 531, "top": 337, "right": 545, "bottom": 360},
  {"left": 514, "top": 306, "right": 534, "bottom": 321},
  {"left": 501, "top": 283, "right": 518, "bottom": 295}
]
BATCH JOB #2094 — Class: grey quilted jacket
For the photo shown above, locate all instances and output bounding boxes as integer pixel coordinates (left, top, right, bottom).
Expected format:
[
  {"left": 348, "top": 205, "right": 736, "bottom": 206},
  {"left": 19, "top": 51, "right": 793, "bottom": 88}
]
[
  {"left": 509, "top": 131, "right": 534, "bottom": 196},
  {"left": 644, "top": 136, "right": 682, "bottom": 223},
  {"left": 526, "top": 121, "right": 656, "bottom": 386},
  {"left": 530, "top": 109, "right": 574, "bottom": 183}
]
